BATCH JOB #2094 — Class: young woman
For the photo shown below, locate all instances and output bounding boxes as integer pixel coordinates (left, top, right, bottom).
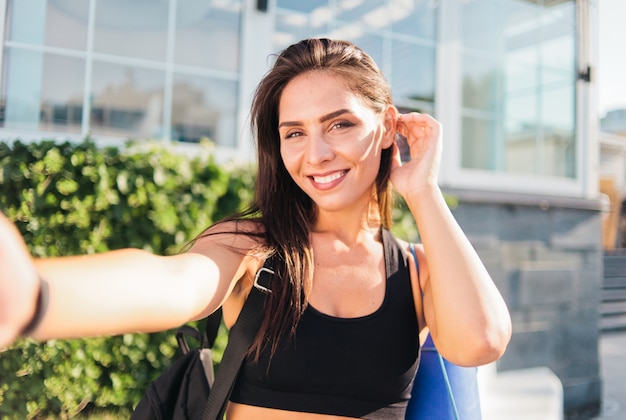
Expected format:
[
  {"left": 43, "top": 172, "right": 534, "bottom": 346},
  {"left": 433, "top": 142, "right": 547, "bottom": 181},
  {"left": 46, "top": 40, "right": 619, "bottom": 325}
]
[{"left": 0, "top": 38, "right": 511, "bottom": 419}]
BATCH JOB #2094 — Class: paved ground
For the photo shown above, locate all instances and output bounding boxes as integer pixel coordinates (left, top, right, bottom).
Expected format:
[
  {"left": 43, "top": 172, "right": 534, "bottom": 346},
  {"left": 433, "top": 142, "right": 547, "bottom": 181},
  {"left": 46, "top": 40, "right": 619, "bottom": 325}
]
[{"left": 593, "top": 331, "right": 626, "bottom": 419}]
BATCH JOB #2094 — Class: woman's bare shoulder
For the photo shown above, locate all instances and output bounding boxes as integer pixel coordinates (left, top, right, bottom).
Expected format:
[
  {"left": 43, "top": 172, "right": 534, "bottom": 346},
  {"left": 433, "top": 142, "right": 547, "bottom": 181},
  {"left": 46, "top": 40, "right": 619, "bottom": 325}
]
[{"left": 186, "top": 219, "right": 269, "bottom": 266}]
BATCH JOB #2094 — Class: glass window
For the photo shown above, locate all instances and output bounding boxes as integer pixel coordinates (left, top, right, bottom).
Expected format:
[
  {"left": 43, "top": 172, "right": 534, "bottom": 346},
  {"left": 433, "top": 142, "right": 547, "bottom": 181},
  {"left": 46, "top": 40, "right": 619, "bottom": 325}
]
[
  {"left": 90, "top": 62, "right": 164, "bottom": 139},
  {"left": 274, "top": 8, "right": 331, "bottom": 50},
  {"left": 462, "top": 56, "right": 498, "bottom": 111},
  {"left": 1, "top": 49, "right": 84, "bottom": 133},
  {"left": 391, "top": 40, "right": 435, "bottom": 105},
  {"left": 461, "top": 0, "right": 500, "bottom": 52},
  {"left": 541, "top": 84, "right": 575, "bottom": 177},
  {"left": 335, "top": 0, "right": 386, "bottom": 26},
  {"left": 175, "top": 1, "right": 242, "bottom": 72},
  {"left": 5, "top": 0, "right": 89, "bottom": 50},
  {"left": 504, "top": 93, "right": 538, "bottom": 175},
  {"left": 276, "top": 0, "right": 327, "bottom": 13},
  {"left": 461, "top": 0, "right": 577, "bottom": 178},
  {"left": 343, "top": 32, "right": 384, "bottom": 70},
  {"left": 391, "top": 0, "right": 437, "bottom": 40},
  {"left": 462, "top": 116, "right": 497, "bottom": 170},
  {"left": 44, "top": 0, "right": 90, "bottom": 50},
  {"left": 93, "top": 0, "right": 169, "bottom": 62},
  {"left": 40, "top": 54, "right": 85, "bottom": 133},
  {"left": 273, "top": 0, "right": 438, "bottom": 114},
  {"left": 171, "top": 74, "right": 238, "bottom": 146},
  {"left": 1, "top": 0, "right": 243, "bottom": 147}
]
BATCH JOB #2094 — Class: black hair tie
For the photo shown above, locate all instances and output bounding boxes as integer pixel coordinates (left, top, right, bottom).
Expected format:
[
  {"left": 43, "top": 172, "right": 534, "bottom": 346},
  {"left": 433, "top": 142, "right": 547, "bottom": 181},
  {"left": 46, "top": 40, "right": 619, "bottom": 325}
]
[{"left": 20, "top": 276, "right": 50, "bottom": 337}]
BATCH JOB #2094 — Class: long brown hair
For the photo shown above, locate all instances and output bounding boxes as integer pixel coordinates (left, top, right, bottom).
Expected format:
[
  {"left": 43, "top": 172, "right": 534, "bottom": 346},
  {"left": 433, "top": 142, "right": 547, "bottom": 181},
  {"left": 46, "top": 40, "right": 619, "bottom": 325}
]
[{"left": 213, "top": 38, "right": 395, "bottom": 358}]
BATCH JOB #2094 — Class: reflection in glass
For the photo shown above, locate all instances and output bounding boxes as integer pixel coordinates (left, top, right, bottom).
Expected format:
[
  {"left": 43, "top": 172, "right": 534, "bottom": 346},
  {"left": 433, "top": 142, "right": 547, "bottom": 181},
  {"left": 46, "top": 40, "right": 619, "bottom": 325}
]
[
  {"left": 171, "top": 74, "right": 238, "bottom": 146},
  {"left": 391, "top": 40, "right": 435, "bottom": 104},
  {"left": 1, "top": 49, "right": 84, "bottom": 132},
  {"left": 335, "top": 0, "right": 384, "bottom": 26},
  {"left": 346, "top": 33, "right": 384, "bottom": 69},
  {"left": 504, "top": 116, "right": 538, "bottom": 175},
  {"left": 93, "top": 1, "right": 169, "bottom": 62},
  {"left": 276, "top": 0, "right": 327, "bottom": 13},
  {"left": 274, "top": 11, "right": 329, "bottom": 51},
  {"left": 461, "top": 0, "right": 576, "bottom": 178},
  {"left": 175, "top": 1, "right": 242, "bottom": 72},
  {"left": 274, "top": 0, "right": 438, "bottom": 116},
  {"left": 6, "top": 0, "right": 88, "bottom": 50},
  {"left": 46, "top": 0, "right": 89, "bottom": 49},
  {"left": 542, "top": 85, "right": 575, "bottom": 177},
  {"left": 462, "top": 116, "right": 495, "bottom": 170},
  {"left": 391, "top": 0, "right": 436, "bottom": 40},
  {"left": 90, "top": 62, "right": 164, "bottom": 139},
  {"left": 505, "top": 60, "right": 536, "bottom": 94},
  {"left": 504, "top": 0, "right": 540, "bottom": 53},
  {"left": 505, "top": 95, "right": 536, "bottom": 133},
  {"left": 461, "top": 0, "right": 499, "bottom": 52},
  {"left": 542, "top": 37, "right": 575, "bottom": 72},
  {"left": 462, "top": 56, "right": 497, "bottom": 111}
]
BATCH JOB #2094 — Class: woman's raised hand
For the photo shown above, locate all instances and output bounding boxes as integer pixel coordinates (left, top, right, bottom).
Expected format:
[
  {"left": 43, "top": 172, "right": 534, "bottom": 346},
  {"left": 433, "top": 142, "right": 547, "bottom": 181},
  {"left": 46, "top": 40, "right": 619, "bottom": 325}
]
[
  {"left": 390, "top": 112, "right": 443, "bottom": 199},
  {"left": 0, "top": 212, "right": 39, "bottom": 348}
]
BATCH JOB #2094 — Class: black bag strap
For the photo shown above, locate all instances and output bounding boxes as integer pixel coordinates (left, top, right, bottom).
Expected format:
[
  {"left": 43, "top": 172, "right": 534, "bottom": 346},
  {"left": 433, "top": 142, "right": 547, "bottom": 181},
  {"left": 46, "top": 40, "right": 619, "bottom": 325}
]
[
  {"left": 175, "top": 307, "right": 222, "bottom": 355},
  {"left": 204, "top": 307, "right": 223, "bottom": 348},
  {"left": 201, "top": 257, "right": 275, "bottom": 420}
]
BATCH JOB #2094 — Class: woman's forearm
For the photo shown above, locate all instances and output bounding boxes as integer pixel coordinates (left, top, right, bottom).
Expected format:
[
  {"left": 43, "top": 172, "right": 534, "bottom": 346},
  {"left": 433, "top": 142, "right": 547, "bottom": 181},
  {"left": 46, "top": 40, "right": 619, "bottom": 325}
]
[{"left": 31, "top": 249, "right": 221, "bottom": 340}]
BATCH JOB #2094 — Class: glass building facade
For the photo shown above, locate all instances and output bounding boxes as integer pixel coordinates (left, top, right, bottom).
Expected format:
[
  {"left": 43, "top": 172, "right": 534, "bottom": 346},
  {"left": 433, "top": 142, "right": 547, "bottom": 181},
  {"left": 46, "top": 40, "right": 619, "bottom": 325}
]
[
  {"left": 0, "top": 0, "right": 590, "bottom": 198},
  {"left": 1, "top": 0, "right": 242, "bottom": 146}
]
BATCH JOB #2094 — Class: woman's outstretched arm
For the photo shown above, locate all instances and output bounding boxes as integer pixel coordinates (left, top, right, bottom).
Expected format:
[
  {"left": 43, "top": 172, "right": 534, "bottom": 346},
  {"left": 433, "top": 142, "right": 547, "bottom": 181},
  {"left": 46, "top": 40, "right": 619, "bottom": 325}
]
[{"left": 0, "top": 212, "right": 248, "bottom": 347}]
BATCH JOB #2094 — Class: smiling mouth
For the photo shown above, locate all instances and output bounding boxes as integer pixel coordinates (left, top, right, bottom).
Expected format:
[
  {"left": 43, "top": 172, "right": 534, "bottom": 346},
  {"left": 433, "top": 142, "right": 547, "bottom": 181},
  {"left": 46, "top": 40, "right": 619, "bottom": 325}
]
[{"left": 311, "top": 171, "right": 347, "bottom": 184}]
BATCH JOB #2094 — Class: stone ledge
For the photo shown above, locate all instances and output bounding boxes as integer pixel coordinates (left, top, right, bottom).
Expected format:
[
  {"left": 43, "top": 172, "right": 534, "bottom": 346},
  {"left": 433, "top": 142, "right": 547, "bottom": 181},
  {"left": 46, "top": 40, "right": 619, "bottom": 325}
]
[
  {"left": 445, "top": 188, "right": 606, "bottom": 211},
  {"left": 479, "top": 363, "right": 563, "bottom": 420}
]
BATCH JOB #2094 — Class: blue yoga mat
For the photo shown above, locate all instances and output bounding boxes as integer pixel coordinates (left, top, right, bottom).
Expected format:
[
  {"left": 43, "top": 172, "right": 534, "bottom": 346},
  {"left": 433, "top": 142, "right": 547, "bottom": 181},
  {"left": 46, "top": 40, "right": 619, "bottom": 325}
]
[{"left": 405, "top": 334, "right": 482, "bottom": 420}]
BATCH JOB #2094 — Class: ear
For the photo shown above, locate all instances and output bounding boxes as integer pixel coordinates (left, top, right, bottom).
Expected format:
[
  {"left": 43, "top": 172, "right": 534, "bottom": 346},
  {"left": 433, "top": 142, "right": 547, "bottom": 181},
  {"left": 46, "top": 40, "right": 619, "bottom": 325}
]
[{"left": 381, "top": 105, "right": 398, "bottom": 149}]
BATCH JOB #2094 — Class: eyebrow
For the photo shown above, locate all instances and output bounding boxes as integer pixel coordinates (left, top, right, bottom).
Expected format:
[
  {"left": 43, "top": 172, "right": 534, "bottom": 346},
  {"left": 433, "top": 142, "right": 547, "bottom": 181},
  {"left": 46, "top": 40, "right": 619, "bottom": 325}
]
[{"left": 278, "top": 109, "right": 351, "bottom": 129}]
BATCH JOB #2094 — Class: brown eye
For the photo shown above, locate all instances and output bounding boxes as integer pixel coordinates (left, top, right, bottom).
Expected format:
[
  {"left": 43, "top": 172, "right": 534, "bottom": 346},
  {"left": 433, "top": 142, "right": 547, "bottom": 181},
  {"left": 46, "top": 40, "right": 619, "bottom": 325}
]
[
  {"left": 332, "top": 121, "right": 354, "bottom": 130},
  {"left": 283, "top": 131, "right": 304, "bottom": 140}
]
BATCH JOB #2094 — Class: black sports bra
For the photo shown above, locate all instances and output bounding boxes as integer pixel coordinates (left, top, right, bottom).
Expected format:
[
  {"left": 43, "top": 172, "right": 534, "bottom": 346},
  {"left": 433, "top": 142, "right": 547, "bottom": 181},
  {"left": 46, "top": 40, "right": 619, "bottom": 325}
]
[{"left": 229, "top": 229, "right": 420, "bottom": 419}]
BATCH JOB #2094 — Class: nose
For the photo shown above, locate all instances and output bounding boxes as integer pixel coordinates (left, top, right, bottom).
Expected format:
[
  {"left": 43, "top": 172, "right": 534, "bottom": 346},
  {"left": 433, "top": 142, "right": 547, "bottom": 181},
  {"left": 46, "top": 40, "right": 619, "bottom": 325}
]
[{"left": 306, "top": 133, "right": 334, "bottom": 165}]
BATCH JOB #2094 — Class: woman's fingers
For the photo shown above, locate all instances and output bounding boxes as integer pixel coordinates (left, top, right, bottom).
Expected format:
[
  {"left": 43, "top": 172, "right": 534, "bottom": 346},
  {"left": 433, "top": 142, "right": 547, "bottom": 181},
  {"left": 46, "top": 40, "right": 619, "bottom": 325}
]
[
  {"left": 394, "top": 113, "right": 441, "bottom": 162},
  {"left": 396, "top": 113, "right": 440, "bottom": 145},
  {"left": 389, "top": 112, "right": 443, "bottom": 198}
]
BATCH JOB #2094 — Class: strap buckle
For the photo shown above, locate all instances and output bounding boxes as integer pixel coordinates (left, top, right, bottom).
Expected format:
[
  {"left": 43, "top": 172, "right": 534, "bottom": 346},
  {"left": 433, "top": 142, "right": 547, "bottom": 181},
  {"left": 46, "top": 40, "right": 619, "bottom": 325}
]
[{"left": 253, "top": 267, "right": 274, "bottom": 293}]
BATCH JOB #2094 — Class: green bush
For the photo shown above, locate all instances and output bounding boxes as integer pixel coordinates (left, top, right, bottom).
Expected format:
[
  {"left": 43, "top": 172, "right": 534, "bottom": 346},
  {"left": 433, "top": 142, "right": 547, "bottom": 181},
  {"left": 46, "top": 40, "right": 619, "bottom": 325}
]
[{"left": 0, "top": 139, "right": 254, "bottom": 419}]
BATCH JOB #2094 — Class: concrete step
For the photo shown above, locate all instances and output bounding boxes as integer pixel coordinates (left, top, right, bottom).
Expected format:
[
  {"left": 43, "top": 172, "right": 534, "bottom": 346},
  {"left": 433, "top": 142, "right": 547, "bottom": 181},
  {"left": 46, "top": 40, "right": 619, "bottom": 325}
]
[
  {"left": 601, "top": 254, "right": 626, "bottom": 331},
  {"left": 603, "top": 277, "right": 626, "bottom": 289},
  {"left": 600, "top": 314, "right": 626, "bottom": 332},
  {"left": 604, "top": 265, "right": 626, "bottom": 278},
  {"left": 604, "top": 253, "right": 626, "bottom": 259},
  {"left": 601, "top": 301, "right": 626, "bottom": 316},
  {"left": 601, "top": 288, "right": 626, "bottom": 302},
  {"left": 603, "top": 256, "right": 626, "bottom": 277}
]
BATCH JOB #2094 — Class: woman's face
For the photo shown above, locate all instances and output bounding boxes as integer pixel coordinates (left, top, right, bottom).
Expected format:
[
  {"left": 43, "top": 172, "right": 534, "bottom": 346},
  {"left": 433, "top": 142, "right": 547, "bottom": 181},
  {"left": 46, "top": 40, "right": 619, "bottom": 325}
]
[{"left": 278, "top": 71, "right": 395, "bottom": 215}]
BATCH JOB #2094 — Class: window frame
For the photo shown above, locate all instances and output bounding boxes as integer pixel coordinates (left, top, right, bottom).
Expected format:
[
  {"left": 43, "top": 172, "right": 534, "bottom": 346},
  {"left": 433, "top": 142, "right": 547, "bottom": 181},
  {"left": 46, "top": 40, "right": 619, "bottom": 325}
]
[
  {"left": 436, "top": 0, "right": 593, "bottom": 199},
  {"left": 0, "top": 0, "right": 245, "bottom": 155}
]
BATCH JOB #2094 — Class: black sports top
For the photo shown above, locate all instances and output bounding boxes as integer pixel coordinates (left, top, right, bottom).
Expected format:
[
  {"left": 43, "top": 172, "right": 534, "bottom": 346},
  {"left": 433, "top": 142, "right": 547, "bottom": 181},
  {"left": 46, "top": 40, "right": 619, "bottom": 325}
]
[{"left": 229, "top": 229, "right": 420, "bottom": 419}]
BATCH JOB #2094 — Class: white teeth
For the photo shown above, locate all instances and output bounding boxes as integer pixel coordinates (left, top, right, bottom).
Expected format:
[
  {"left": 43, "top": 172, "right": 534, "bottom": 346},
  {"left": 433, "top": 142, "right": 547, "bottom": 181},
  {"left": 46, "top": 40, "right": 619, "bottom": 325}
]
[{"left": 312, "top": 171, "right": 344, "bottom": 184}]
